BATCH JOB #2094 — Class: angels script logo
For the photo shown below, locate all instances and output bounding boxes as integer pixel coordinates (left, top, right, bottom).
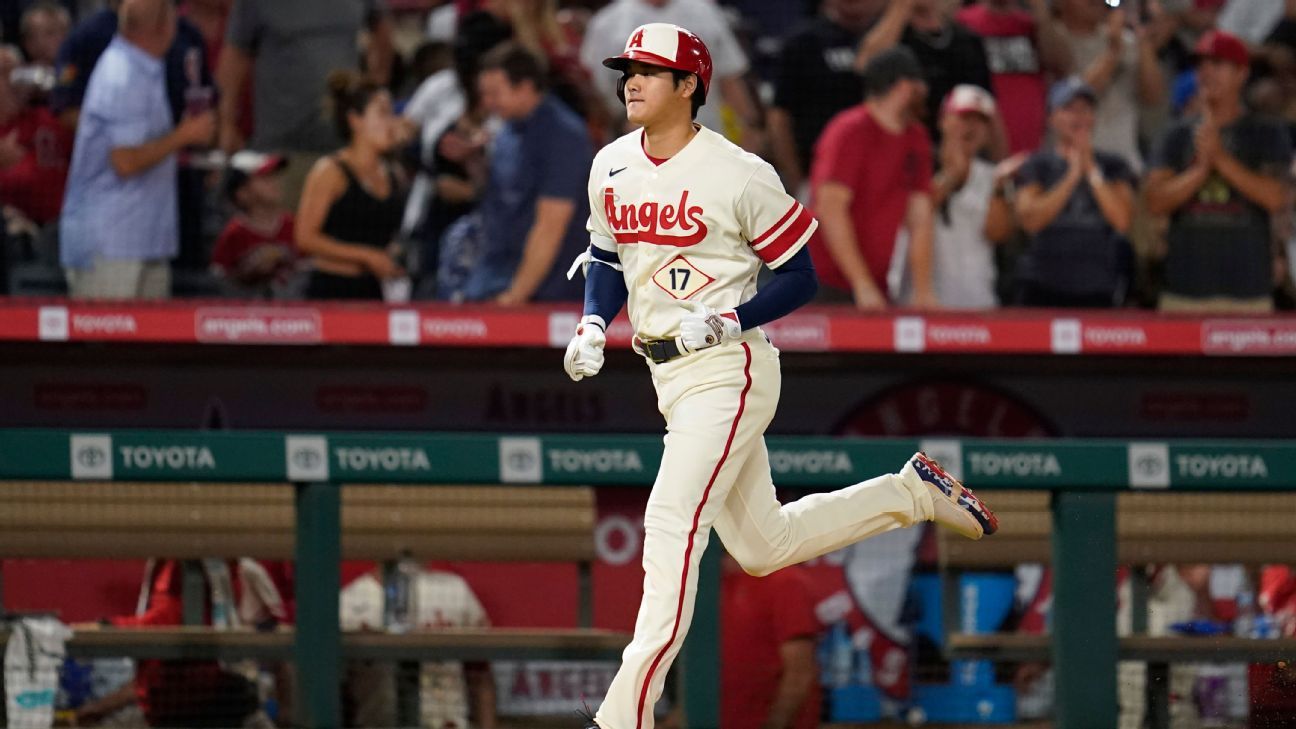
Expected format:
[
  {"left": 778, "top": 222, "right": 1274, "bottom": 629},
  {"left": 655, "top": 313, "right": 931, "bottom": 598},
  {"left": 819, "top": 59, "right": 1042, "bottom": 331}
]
[{"left": 604, "top": 187, "right": 707, "bottom": 246}]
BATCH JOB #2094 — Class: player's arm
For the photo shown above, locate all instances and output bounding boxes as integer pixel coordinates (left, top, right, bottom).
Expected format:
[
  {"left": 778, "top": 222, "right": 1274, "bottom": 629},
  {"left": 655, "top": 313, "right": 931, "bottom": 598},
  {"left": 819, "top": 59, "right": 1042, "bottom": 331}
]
[
  {"left": 583, "top": 245, "right": 628, "bottom": 323},
  {"left": 734, "top": 248, "right": 817, "bottom": 329},
  {"left": 564, "top": 161, "right": 626, "bottom": 382},
  {"left": 563, "top": 244, "right": 623, "bottom": 382},
  {"left": 679, "top": 167, "right": 818, "bottom": 351},
  {"left": 761, "top": 638, "right": 818, "bottom": 729}
]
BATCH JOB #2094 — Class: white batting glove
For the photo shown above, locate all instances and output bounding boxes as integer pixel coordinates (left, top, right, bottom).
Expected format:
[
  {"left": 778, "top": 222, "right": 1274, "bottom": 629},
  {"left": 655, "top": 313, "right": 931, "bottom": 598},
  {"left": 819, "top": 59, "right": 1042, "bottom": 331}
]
[
  {"left": 563, "top": 315, "right": 607, "bottom": 382},
  {"left": 679, "top": 301, "right": 742, "bottom": 353}
]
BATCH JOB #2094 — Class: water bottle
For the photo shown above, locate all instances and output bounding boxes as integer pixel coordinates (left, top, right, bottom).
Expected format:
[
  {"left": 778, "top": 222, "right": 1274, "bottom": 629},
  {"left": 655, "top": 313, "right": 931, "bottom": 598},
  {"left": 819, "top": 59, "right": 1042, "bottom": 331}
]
[
  {"left": 386, "top": 556, "right": 421, "bottom": 633},
  {"left": 823, "top": 623, "right": 853, "bottom": 688},
  {"left": 1235, "top": 590, "right": 1256, "bottom": 638},
  {"left": 384, "top": 562, "right": 411, "bottom": 633},
  {"left": 1225, "top": 590, "right": 1257, "bottom": 721}
]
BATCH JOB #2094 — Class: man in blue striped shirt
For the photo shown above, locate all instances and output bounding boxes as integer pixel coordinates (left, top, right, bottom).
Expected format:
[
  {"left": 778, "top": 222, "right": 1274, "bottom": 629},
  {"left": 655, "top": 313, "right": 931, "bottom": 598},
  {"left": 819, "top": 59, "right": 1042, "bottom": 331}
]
[{"left": 59, "top": 0, "right": 213, "bottom": 299}]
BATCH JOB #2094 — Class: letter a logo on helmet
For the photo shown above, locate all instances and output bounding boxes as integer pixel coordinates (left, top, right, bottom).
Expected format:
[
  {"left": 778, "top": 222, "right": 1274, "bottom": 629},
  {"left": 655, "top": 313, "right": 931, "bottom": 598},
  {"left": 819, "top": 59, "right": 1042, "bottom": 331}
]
[{"left": 603, "top": 23, "right": 713, "bottom": 103}]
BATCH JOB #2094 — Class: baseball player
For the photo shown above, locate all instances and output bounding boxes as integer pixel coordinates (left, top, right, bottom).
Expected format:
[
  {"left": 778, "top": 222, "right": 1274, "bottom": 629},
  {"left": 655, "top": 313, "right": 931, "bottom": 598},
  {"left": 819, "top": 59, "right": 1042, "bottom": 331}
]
[{"left": 563, "top": 23, "right": 999, "bottom": 729}]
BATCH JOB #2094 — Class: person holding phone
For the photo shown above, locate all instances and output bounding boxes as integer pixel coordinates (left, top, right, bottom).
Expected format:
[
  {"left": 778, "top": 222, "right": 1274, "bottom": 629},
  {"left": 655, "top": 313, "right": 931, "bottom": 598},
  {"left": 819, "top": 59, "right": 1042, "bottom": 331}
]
[{"left": 1055, "top": 0, "right": 1165, "bottom": 170}]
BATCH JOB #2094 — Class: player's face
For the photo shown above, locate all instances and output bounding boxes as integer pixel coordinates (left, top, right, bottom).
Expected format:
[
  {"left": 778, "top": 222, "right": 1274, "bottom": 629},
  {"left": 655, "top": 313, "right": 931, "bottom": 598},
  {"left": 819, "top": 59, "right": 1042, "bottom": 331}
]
[{"left": 621, "top": 61, "right": 693, "bottom": 127}]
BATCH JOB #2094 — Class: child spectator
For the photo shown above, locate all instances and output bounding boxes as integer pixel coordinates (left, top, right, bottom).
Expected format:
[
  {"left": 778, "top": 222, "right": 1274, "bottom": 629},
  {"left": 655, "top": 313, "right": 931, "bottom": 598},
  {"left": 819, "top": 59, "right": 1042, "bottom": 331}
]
[
  {"left": 20, "top": 0, "right": 70, "bottom": 67},
  {"left": 211, "top": 150, "right": 298, "bottom": 297},
  {"left": 0, "top": 43, "right": 73, "bottom": 226}
]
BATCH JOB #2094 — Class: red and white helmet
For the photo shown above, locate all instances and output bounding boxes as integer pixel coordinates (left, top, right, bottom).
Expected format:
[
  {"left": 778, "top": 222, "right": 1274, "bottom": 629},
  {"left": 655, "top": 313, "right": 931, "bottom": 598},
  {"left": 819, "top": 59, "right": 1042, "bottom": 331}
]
[{"left": 603, "top": 23, "right": 713, "bottom": 101}]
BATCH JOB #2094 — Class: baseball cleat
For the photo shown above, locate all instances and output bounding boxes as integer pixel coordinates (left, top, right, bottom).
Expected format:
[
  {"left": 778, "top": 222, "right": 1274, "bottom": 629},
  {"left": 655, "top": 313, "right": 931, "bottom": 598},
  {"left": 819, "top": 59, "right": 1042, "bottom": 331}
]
[{"left": 903, "top": 452, "right": 999, "bottom": 539}]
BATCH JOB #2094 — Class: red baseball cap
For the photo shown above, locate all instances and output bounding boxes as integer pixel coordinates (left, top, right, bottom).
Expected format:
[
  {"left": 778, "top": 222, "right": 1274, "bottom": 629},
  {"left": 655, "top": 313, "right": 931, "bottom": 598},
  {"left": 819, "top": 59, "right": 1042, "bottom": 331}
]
[
  {"left": 603, "top": 23, "right": 714, "bottom": 99},
  {"left": 1193, "top": 30, "right": 1250, "bottom": 68}
]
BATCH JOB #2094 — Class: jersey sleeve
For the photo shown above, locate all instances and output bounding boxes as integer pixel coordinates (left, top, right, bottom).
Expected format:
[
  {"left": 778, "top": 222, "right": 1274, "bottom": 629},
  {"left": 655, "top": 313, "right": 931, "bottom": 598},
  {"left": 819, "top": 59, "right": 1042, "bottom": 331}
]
[
  {"left": 738, "top": 163, "right": 817, "bottom": 269},
  {"left": 585, "top": 155, "right": 617, "bottom": 254}
]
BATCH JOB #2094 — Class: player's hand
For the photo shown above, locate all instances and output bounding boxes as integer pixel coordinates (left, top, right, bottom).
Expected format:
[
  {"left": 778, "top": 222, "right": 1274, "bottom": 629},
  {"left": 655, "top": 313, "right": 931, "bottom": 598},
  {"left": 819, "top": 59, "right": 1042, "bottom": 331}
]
[
  {"left": 563, "top": 315, "right": 606, "bottom": 382},
  {"left": 679, "top": 300, "right": 741, "bottom": 353}
]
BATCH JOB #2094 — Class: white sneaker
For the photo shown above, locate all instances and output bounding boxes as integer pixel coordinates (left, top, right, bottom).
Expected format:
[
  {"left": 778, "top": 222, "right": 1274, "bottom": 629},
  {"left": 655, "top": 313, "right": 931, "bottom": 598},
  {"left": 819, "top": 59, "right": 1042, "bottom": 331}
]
[{"left": 902, "top": 452, "right": 999, "bottom": 540}]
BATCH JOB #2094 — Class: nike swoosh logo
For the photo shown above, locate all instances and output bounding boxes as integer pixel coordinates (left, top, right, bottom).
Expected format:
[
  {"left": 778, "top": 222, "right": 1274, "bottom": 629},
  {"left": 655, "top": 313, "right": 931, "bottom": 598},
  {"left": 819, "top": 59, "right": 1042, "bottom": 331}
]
[{"left": 610, "top": 167, "right": 628, "bottom": 177}]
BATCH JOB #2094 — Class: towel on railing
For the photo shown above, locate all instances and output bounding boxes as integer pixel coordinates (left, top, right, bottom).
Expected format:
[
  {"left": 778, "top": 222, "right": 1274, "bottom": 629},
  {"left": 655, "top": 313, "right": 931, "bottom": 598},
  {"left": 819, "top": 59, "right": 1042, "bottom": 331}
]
[{"left": 4, "top": 616, "right": 72, "bottom": 728}]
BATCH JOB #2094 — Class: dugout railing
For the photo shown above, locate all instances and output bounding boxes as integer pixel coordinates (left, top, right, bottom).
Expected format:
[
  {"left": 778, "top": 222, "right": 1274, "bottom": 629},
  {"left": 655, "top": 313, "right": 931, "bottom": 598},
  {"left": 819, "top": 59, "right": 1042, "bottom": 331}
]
[{"left": 3, "top": 430, "right": 1296, "bottom": 728}]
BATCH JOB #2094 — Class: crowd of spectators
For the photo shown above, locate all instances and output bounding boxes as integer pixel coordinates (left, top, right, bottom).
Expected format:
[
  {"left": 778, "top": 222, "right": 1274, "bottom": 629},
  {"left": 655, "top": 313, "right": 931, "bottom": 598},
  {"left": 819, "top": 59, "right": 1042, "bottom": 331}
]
[{"left": 0, "top": 0, "right": 1293, "bottom": 313}]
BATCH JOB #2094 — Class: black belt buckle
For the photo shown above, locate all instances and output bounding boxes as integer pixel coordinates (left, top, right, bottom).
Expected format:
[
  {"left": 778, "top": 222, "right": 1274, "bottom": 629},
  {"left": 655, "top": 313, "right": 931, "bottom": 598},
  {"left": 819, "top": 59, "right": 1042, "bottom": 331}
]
[{"left": 642, "top": 338, "right": 682, "bottom": 364}]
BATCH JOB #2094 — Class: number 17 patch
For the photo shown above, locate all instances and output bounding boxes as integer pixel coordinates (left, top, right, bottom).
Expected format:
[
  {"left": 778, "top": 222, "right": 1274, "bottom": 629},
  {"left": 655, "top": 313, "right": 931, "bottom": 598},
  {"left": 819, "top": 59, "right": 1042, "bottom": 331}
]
[{"left": 652, "top": 254, "right": 716, "bottom": 300}]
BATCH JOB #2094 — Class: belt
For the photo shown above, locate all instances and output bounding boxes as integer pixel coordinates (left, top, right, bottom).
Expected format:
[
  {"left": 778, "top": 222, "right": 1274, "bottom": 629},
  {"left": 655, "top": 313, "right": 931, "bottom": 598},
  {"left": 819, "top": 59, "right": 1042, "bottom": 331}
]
[{"left": 633, "top": 336, "right": 685, "bottom": 364}]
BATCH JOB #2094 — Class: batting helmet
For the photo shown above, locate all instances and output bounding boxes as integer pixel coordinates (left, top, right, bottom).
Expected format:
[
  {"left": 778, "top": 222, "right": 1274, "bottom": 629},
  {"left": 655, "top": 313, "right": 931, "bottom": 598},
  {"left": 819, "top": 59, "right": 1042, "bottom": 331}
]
[{"left": 603, "top": 23, "right": 713, "bottom": 104}]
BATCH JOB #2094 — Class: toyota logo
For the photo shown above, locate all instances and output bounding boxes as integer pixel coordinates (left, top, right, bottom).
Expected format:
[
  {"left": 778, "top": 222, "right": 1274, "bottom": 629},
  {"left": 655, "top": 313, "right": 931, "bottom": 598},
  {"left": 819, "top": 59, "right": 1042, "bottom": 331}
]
[
  {"left": 292, "top": 449, "right": 321, "bottom": 470},
  {"left": 1135, "top": 454, "right": 1165, "bottom": 477},
  {"left": 76, "top": 446, "right": 107, "bottom": 468},
  {"left": 508, "top": 450, "right": 536, "bottom": 471}
]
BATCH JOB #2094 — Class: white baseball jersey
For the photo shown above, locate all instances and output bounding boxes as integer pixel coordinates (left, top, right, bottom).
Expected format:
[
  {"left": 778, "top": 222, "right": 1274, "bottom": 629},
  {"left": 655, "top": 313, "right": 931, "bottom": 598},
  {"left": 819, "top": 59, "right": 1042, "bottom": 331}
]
[
  {"left": 585, "top": 129, "right": 945, "bottom": 729},
  {"left": 586, "top": 126, "right": 817, "bottom": 341}
]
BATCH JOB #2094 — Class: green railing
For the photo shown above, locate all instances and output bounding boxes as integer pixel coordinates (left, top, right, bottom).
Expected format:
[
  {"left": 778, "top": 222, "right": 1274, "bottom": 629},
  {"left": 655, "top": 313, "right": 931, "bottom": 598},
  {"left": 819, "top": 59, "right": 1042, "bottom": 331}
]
[{"left": 3, "top": 429, "right": 1296, "bottom": 728}]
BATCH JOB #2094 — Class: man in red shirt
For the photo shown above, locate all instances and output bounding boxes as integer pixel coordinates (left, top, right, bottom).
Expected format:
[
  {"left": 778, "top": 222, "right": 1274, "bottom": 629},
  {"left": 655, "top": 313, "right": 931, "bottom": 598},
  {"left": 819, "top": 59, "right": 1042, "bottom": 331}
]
[
  {"left": 809, "top": 46, "right": 937, "bottom": 309},
  {"left": 956, "top": 0, "right": 1072, "bottom": 154},
  {"left": 721, "top": 555, "right": 823, "bottom": 729}
]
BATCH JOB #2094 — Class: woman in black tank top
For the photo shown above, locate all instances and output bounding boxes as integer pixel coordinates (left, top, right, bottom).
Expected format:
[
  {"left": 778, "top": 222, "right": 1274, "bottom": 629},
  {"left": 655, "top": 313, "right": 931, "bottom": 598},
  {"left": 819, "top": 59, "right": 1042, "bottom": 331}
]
[{"left": 296, "top": 70, "right": 409, "bottom": 300}]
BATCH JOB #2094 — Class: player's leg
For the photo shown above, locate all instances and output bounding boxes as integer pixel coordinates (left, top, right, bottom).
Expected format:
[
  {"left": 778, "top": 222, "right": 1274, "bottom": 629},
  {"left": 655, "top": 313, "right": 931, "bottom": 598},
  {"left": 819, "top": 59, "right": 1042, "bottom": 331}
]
[
  {"left": 716, "top": 443, "right": 999, "bottom": 577},
  {"left": 595, "top": 343, "right": 776, "bottom": 729},
  {"left": 714, "top": 438, "right": 931, "bottom": 576}
]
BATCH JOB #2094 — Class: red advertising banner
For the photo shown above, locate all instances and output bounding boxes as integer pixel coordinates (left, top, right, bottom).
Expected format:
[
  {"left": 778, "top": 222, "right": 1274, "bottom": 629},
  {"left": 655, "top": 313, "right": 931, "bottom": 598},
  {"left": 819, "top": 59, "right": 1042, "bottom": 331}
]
[{"left": 3, "top": 298, "right": 1294, "bottom": 356}]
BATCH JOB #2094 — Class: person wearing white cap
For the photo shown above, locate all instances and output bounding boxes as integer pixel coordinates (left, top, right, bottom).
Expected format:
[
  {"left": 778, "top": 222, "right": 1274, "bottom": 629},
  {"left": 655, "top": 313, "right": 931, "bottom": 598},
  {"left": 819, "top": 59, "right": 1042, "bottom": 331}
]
[{"left": 915, "top": 84, "right": 1009, "bottom": 309}]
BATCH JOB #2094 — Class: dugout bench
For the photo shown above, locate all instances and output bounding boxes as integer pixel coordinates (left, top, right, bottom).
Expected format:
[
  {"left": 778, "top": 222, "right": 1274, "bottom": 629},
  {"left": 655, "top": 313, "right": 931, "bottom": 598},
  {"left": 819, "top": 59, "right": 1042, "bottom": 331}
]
[
  {"left": 5, "top": 430, "right": 1296, "bottom": 728},
  {"left": 941, "top": 491, "right": 1296, "bottom": 728},
  {"left": 0, "top": 480, "right": 629, "bottom": 725}
]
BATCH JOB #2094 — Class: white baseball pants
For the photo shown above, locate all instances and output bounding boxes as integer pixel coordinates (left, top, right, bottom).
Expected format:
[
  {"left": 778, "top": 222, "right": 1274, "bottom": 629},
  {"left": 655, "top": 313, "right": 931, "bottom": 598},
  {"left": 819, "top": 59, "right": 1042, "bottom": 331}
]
[{"left": 595, "top": 333, "right": 935, "bottom": 729}]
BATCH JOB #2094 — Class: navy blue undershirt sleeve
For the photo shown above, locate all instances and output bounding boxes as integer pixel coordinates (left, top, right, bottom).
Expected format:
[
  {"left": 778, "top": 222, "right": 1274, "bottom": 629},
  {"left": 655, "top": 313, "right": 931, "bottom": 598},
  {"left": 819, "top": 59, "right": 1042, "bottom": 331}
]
[
  {"left": 734, "top": 247, "right": 818, "bottom": 330},
  {"left": 582, "top": 246, "right": 628, "bottom": 325}
]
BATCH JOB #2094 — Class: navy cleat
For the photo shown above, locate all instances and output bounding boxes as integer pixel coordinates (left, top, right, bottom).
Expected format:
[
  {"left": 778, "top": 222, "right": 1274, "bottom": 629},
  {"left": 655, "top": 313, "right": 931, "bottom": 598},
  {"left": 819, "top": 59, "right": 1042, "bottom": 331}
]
[{"left": 902, "top": 451, "right": 999, "bottom": 539}]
